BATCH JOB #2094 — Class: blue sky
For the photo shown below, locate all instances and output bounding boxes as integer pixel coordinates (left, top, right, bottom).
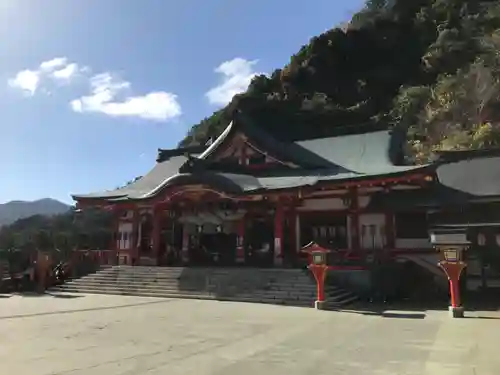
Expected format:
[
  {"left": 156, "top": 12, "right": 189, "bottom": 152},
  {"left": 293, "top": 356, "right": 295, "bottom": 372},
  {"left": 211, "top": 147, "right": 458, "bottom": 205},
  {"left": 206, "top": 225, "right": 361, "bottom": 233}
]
[{"left": 0, "top": 0, "right": 364, "bottom": 204}]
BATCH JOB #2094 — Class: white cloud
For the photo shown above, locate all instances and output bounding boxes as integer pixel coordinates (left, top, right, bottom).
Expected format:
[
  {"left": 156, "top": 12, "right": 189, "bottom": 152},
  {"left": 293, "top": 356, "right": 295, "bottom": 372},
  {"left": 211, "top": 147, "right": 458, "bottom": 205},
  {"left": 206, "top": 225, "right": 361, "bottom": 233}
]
[
  {"left": 39, "top": 57, "right": 68, "bottom": 71},
  {"left": 8, "top": 57, "right": 181, "bottom": 122},
  {"left": 51, "top": 63, "right": 80, "bottom": 80},
  {"left": 205, "top": 57, "right": 261, "bottom": 106},
  {"left": 70, "top": 73, "right": 181, "bottom": 121},
  {"left": 8, "top": 57, "right": 83, "bottom": 95},
  {"left": 7, "top": 69, "right": 40, "bottom": 95}
]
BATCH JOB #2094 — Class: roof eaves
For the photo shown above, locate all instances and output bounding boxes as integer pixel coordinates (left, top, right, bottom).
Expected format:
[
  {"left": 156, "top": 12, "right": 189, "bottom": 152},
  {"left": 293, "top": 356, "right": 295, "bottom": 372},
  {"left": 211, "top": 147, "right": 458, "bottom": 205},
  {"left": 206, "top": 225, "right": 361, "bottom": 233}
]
[
  {"left": 71, "top": 192, "right": 129, "bottom": 201},
  {"left": 156, "top": 145, "right": 206, "bottom": 162},
  {"left": 137, "top": 173, "right": 183, "bottom": 199}
]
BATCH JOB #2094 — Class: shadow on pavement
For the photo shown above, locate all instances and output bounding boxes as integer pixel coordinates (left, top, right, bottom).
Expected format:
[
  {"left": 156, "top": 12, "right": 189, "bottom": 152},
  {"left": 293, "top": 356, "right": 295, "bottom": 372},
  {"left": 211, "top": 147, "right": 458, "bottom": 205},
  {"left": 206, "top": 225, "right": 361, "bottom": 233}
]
[
  {"left": 337, "top": 293, "right": 500, "bottom": 319},
  {"left": 2, "top": 292, "right": 84, "bottom": 299},
  {"left": 337, "top": 305, "right": 428, "bottom": 319},
  {"left": 47, "top": 293, "right": 84, "bottom": 299},
  {"left": 0, "top": 298, "right": 176, "bottom": 321},
  {"left": 464, "top": 315, "right": 500, "bottom": 320},
  {"left": 381, "top": 312, "right": 426, "bottom": 319}
]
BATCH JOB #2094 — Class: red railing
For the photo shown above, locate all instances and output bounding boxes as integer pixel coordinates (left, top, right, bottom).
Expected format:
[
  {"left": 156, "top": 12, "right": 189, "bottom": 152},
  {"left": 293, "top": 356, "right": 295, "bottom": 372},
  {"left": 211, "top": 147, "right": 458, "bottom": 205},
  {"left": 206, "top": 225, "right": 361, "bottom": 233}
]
[{"left": 71, "top": 249, "right": 118, "bottom": 266}]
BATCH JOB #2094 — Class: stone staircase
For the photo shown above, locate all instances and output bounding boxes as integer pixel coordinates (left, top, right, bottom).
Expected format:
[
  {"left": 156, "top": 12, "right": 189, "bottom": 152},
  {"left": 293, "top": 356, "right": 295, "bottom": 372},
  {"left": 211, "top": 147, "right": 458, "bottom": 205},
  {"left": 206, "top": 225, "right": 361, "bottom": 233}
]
[
  {"left": 1, "top": 261, "right": 9, "bottom": 281},
  {"left": 50, "top": 266, "right": 358, "bottom": 308}
]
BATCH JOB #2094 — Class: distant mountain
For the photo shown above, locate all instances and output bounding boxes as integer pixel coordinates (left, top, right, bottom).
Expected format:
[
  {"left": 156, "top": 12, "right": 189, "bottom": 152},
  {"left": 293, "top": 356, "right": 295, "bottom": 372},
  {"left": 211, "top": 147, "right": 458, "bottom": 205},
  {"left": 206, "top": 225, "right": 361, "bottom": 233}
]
[{"left": 0, "top": 198, "right": 71, "bottom": 227}]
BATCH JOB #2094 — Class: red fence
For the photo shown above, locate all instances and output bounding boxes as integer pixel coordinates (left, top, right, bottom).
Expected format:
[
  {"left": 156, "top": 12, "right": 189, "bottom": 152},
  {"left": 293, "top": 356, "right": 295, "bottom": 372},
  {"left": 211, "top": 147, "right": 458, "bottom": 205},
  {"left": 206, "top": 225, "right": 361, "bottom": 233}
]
[{"left": 71, "top": 249, "right": 118, "bottom": 266}]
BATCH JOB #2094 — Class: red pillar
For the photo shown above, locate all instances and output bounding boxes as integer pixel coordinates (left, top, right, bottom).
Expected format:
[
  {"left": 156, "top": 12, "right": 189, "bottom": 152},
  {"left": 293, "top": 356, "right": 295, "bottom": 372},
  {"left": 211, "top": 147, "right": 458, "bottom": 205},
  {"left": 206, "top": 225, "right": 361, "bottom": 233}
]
[
  {"left": 181, "top": 225, "right": 190, "bottom": 264},
  {"left": 131, "top": 208, "right": 139, "bottom": 263},
  {"left": 288, "top": 208, "right": 297, "bottom": 261},
  {"left": 349, "top": 188, "right": 360, "bottom": 251},
  {"left": 151, "top": 206, "right": 161, "bottom": 265},
  {"left": 274, "top": 202, "right": 284, "bottom": 266},
  {"left": 236, "top": 216, "right": 245, "bottom": 264},
  {"left": 384, "top": 211, "right": 395, "bottom": 249},
  {"left": 111, "top": 208, "right": 120, "bottom": 252}
]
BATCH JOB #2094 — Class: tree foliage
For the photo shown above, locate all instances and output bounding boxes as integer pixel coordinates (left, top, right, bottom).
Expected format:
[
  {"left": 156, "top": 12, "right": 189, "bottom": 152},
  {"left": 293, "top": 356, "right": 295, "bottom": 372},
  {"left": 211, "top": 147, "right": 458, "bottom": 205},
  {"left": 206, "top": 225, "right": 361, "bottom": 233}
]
[
  {"left": 0, "top": 208, "right": 113, "bottom": 255},
  {"left": 179, "top": 0, "right": 500, "bottom": 163}
]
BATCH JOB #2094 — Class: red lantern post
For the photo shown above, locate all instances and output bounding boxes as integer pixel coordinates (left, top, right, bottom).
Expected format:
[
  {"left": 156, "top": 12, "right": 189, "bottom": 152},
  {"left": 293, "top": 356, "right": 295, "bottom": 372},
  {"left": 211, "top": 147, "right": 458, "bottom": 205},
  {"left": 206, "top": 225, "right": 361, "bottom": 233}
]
[
  {"left": 438, "top": 260, "right": 467, "bottom": 317},
  {"left": 301, "top": 242, "right": 331, "bottom": 310},
  {"left": 35, "top": 251, "right": 52, "bottom": 293},
  {"left": 430, "top": 228, "right": 469, "bottom": 318}
]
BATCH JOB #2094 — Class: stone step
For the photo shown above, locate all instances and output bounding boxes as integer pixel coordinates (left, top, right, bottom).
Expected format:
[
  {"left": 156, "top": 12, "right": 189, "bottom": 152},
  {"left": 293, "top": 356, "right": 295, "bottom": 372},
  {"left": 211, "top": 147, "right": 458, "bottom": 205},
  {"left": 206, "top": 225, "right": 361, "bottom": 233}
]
[
  {"left": 232, "top": 295, "right": 313, "bottom": 306},
  {"left": 236, "top": 290, "right": 314, "bottom": 300},
  {"left": 87, "top": 270, "right": 309, "bottom": 277},
  {"left": 50, "top": 266, "right": 359, "bottom": 309},
  {"left": 62, "top": 280, "right": 317, "bottom": 297},
  {"left": 63, "top": 286, "right": 215, "bottom": 296},
  {"left": 270, "top": 283, "right": 316, "bottom": 291},
  {"left": 323, "top": 295, "right": 359, "bottom": 309},
  {"left": 56, "top": 282, "right": 314, "bottom": 296},
  {"left": 80, "top": 277, "right": 315, "bottom": 289},
  {"left": 109, "top": 266, "right": 309, "bottom": 274},
  {"left": 90, "top": 274, "right": 312, "bottom": 283},
  {"left": 327, "top": 290, "right": 354, "bottom": 300},
  {"left": 51, "top": 286, "right": 215, "bottom": 300},
  {"left": 54, "top": 283, "right": 212, "bottom": 294},
  {"left": 79, "top": 274, "right": 313, "bottom": 283},
  {"left": 51, "top": 285, "right": 313, "bottom": 306},
  {"left": 85, "top": 269, "right": 310, "bottom": 277}
]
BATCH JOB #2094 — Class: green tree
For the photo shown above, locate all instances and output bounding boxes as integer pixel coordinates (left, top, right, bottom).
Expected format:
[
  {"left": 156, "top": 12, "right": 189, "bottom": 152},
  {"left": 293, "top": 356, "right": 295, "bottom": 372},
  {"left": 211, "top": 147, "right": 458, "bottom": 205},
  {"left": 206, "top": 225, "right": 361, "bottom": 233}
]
[{"left": 178, "top": 0, "right": 500, "bottom": 155}]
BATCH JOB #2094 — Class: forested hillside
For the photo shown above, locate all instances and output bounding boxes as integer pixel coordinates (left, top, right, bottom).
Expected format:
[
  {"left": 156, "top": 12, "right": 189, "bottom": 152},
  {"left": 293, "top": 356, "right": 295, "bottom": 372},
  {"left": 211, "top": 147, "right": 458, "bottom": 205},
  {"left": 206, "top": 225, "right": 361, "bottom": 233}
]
[
  {"left": 0, "top": 208, "right": 113, "bottom": 254},
  {"left": 0, "top": 199, "right": 70, "bottom": 227},
  {"left": 180, "top": 0, "right": 500, "bottom": 163}
]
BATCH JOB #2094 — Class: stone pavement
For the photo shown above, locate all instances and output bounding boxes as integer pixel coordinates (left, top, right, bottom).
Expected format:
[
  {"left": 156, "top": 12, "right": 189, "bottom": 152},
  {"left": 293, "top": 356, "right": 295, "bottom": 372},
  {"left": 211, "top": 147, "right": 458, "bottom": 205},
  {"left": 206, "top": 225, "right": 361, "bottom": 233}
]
[{"left": 0, "top": 293, "right": 498, "bottom": 375}]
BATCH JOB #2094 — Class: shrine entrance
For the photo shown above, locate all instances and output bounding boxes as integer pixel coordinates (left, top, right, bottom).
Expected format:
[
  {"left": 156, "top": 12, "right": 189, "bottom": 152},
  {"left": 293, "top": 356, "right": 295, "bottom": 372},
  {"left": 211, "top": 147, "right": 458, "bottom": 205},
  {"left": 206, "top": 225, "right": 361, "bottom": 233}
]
[
  {"left": 138, "top": 213, "right": 154, "bottom": 257},
  {"left": 246, "top": 214, "right": 274, "bottom": 267},
  {"left": 176, "top": 208, "right": 245, "bottom": 267},
  {"left": 136, "top": 181, "right": 298, "bottom": 268}
]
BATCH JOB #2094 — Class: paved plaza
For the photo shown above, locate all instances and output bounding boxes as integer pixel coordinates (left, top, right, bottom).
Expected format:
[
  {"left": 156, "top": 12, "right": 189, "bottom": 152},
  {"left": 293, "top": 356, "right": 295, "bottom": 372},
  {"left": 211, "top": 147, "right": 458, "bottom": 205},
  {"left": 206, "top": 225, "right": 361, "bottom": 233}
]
[{"left": 0, "top": 293, "right": 498, "bottom": 375}]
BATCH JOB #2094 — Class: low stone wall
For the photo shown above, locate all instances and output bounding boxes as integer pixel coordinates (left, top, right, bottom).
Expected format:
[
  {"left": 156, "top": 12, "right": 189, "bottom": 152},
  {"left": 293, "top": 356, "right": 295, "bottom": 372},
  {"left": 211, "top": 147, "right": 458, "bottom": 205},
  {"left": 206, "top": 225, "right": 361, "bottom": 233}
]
[{"left": 327, "top": 269, "right": 371, "bottom": 294}]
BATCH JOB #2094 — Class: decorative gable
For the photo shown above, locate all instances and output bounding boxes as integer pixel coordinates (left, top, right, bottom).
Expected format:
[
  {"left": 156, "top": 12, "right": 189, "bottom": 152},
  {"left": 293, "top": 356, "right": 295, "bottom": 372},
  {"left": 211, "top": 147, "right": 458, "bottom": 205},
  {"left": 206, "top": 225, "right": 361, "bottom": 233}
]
[
  {"left": 213, "top": 132, "right": 246, "bottom": 164},
  {"left": 212, "top": 132, "right": 297, "bottom": 169},
  {"left": 198, "top": 115, "right": 332, "bottom": 170}
]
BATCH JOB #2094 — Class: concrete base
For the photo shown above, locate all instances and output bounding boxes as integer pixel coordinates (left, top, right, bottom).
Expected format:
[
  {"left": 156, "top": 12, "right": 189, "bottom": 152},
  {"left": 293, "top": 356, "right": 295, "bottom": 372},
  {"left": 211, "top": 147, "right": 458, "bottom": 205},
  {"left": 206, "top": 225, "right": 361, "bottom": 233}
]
[
  {"left": 449, "top": 305, "right": 465, "bottom": 318},
  {"left": 315, "top": 300, "right": 326, "bottom": 310}
]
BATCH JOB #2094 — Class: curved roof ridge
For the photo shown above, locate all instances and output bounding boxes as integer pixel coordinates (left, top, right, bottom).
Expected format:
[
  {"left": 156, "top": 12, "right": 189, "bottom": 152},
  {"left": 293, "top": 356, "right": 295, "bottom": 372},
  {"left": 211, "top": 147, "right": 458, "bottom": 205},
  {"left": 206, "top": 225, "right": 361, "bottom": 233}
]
[{"left": 197, "top": 121, "right": 234, "bottom": 160}]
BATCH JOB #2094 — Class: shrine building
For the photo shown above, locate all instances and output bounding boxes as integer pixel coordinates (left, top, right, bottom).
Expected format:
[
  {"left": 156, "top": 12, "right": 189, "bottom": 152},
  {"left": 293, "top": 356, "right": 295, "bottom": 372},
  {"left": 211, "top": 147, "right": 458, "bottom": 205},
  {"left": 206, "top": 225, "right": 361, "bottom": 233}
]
[
  {"left": 73, "top": 112, "right": 441, "bottom": 270},
  {"left": 72, "top": 110, "right": 500, "bottom": 296}
]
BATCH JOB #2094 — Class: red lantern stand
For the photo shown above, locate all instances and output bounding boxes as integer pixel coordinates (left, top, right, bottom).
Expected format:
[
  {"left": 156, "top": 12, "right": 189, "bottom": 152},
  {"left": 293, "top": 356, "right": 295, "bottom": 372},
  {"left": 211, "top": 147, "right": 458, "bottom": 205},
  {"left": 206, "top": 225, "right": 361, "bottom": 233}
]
[
  {"left": 301, "top": 242, "right": 331, "bottom": 310},
  {"left": 438, "top": 259, "right": 467, "bottom": 318},
  {"left": 35, "top": 251, "right": 52, "bottom": 293},
  {"left": 430, "top": 228, "right": 470, "bottom": 318}
]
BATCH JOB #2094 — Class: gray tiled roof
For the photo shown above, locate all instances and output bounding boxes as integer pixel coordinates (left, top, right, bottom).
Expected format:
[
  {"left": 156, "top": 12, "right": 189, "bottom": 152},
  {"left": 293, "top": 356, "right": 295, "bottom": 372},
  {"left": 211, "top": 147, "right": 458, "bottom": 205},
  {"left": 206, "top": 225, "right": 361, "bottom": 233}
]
[
  {"left": 73, "top": 124, "right": 430, "bottom": 202},
  {"left": 72, "top": 155, "right": 188, "bottom": 200},
  {"left": 199, "top": 116, "right": 341, "bottom": 169},
  {"left": 365, "top": 154, "right": 500, "bottom": 211},
  {"left": 437, "top": 156, "right": 500, "bottom": 197},
  {"left": 296, "top": 130, "right": 425, "bottom": 175}
]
